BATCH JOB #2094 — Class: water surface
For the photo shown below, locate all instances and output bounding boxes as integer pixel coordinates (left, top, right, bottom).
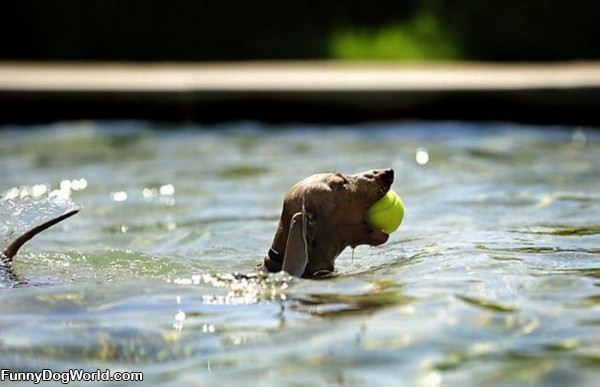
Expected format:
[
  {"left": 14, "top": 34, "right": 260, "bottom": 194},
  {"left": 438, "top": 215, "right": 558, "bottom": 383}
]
[{"left": 1, "top": 121, "right": 599, "bottom": 386}]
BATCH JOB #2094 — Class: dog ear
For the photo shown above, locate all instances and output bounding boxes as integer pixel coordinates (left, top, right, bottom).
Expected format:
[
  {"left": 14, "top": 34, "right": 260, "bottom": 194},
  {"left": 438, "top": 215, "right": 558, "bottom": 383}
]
[{"left": 282, "top": 211, "right": 308, "bottom": 277}]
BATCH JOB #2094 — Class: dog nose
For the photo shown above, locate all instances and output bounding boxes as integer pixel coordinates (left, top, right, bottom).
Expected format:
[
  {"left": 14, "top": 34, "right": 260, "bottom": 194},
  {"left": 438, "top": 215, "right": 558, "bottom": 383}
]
[
  {"left": 375, "top": 168, "right": 393, "bottom": 177},
  {"left": 378, "top": 168, "right": 394, "bottom": 184}
]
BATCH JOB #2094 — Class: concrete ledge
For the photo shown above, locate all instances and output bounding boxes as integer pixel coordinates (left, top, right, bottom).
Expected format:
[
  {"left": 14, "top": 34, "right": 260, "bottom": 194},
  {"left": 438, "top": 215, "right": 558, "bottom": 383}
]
[{"left": 1, "top": 62, "right": 600, "bottom": 125}]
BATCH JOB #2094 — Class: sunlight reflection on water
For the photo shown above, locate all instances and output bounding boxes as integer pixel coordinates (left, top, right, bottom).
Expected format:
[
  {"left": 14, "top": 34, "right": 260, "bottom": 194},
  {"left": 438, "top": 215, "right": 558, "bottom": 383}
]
[{"left": 0, "top": 121, "right": 599, "bottom": 386}]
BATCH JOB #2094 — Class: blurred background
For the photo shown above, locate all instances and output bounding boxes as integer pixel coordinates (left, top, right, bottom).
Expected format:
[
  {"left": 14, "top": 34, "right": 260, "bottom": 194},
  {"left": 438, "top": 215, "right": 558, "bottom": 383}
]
[
  {"left": 1, "top": 0, "right": 600, "bottom": 124},
  {"left": 2, "top": 0, "right": 599, "bottom": 62}
]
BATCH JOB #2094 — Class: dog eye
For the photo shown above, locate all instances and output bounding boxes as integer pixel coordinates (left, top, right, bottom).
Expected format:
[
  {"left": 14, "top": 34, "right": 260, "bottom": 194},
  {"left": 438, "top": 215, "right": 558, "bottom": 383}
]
[
  {"left": 326, "top": 173, "right": 350, "bottom": 191},
  {"left": 329, "top": 179, "right": 348, "bottom": 190}
]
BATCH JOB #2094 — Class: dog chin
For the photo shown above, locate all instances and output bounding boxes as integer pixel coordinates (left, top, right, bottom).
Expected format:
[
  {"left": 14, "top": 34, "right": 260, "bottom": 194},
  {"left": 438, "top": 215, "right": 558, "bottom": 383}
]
[{"left": 369, "top": 228, "right": 389, "bottom": 245}]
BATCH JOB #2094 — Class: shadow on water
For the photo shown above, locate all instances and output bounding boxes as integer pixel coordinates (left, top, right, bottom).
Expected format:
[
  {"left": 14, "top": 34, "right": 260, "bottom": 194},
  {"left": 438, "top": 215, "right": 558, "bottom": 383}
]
[{"left": 513, "top": 225, "right": 600, "bottom": 236}]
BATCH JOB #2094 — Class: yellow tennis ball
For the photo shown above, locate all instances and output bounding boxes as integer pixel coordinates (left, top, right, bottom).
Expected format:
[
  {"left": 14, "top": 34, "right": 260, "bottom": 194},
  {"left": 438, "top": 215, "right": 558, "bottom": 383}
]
[{"left": 367, "top": 189, "right": 404, "bottom": 233}]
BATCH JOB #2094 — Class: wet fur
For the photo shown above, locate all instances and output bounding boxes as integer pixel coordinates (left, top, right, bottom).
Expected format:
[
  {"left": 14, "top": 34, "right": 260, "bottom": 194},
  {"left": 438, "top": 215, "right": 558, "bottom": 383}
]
[
  {"left": 262, "top": 169, "right": 394, "bottom": 278},
  {"left": 1, "top": 209, "right": 79, "bottom": 285},
  {"left": 1, "top": 169, "right": 393, "bottom": 284}
]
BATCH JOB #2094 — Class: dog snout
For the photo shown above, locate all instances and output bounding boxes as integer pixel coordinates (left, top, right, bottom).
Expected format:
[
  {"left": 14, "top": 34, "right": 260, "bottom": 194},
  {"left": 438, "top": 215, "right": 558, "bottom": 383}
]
[
  {"left": 362, "top": 168, "right": 393, "bottom": 179},
  {"left": 375, "top": 168, "right": 394, "bottom": 185}
]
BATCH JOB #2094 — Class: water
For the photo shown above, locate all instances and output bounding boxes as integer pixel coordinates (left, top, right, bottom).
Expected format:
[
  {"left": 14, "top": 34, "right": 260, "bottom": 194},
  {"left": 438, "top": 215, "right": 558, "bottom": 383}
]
[{"left": 0, "top": 121, "right": 599, "bottom": 386}]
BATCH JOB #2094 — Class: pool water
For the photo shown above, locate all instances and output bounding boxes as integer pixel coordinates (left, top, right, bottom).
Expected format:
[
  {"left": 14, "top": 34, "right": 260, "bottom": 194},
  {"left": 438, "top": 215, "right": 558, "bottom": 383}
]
[{"left": 0, "top": 121, "right": 599, "bottom": 386}]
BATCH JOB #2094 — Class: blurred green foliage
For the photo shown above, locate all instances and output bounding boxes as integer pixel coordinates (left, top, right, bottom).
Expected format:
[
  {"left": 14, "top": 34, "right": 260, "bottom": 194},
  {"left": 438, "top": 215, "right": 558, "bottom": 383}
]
[
  {"left": 0, "top": 0, "right": 598, "bottom": 61},
  {"left": 330, "top": 11, "right": 460, "bottom": 60}
]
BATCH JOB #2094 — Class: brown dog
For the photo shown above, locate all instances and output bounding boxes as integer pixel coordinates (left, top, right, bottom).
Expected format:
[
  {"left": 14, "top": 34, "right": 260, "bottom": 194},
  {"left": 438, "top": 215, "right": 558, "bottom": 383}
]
[
  {"left": 262, "top": 169, "right": 394, "bottom": 278},
  {"left": 3, "top": 169, "right": 393, "bottom": 282}
]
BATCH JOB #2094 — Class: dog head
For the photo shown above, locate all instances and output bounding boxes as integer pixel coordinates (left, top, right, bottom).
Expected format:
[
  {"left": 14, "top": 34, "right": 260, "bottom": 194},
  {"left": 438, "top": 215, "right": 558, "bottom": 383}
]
[{"left": 264, "top": 169, "right": 394, "bottom": 277}]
